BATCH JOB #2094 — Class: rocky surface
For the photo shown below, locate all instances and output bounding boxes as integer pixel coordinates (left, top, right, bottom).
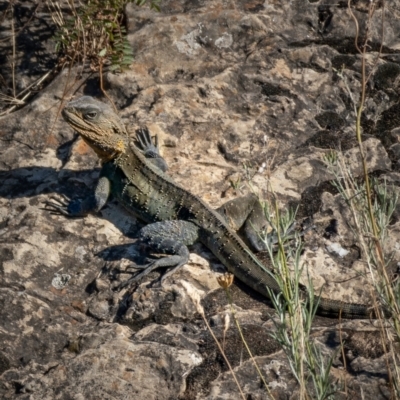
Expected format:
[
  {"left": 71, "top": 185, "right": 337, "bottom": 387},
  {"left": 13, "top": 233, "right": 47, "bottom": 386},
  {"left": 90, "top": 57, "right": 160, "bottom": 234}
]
[{"left": 1, "top": 0, "right": 400, "bottom": 399}]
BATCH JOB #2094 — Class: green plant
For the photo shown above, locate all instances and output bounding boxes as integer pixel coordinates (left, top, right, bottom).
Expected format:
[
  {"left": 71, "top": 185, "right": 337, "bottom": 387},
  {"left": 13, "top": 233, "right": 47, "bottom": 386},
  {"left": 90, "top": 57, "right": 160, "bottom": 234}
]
[
  {"left": 260, "top": 198, "right": 340, "bottom": 400},
  {"left": 47, "top": 0, "right": 161, "bottom": 72},
  {"left": 323, "top": 150, "right": 400, "bottom": 396},
  {"left": 322, "top": 3, "right": 400, "bottom": 397}
]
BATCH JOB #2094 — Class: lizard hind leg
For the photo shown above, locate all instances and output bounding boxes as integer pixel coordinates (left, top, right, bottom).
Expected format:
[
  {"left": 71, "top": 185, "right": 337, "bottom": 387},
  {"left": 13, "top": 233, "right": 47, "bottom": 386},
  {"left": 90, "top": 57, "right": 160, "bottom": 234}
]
[
  {"left": 216, "top": 193, "right": 269, "bottom": 252},
  {"left": 118, "top": 220, "right": 199, "bottom": 289}
]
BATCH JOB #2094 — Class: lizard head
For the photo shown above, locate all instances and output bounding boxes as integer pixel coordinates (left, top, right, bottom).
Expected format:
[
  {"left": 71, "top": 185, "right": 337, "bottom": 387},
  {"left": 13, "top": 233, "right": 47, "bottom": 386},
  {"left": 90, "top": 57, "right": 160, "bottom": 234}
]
[{"left": 62, "top": 96, "right": 128, "bottom": 162}]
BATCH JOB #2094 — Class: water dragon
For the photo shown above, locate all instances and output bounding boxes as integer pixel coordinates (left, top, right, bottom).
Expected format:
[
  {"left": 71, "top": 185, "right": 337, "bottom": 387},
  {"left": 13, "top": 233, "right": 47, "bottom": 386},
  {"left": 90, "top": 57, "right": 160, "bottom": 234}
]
[{"left": 46, "top": 96, "right": 387, "bottom": 319}]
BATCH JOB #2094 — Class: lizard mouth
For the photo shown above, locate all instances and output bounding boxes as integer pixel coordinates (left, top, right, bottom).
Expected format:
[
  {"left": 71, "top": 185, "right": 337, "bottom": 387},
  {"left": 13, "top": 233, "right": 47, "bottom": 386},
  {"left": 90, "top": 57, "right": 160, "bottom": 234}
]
[{"left": 62, "top": 107, "right": 83, "bottom": 126}]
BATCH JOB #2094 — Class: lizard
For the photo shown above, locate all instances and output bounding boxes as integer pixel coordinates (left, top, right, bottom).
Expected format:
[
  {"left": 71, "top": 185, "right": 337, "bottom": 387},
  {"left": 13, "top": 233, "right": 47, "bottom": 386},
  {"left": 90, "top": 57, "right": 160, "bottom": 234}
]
[{"left": 46, "top": 96, "right": 387, "bottom": 319}]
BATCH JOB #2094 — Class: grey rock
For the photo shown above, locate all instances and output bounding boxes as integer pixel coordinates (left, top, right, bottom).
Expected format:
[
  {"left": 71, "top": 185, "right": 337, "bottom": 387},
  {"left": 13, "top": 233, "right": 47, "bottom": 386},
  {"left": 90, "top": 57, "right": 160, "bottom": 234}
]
[{"left": 1, "top": 0, "right": 400, "bottom": 399}]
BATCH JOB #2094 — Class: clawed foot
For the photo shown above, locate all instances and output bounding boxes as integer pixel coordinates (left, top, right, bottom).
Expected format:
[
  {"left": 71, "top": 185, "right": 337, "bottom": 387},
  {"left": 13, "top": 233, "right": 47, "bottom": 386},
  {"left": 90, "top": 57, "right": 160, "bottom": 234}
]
[
  {"left": 115, "top": 256, "right": 187, "bottom": 291},
  {"left": 135, "top": 127, "right": 159, "bottom": 157},
  {"left": 43, "top": 194, "right": 89, "bottom": 217},
  {"left": 116, "top": 259, "right": 163, "bottom": 290},
  {"left": 44, "top": 194, "right": 74, "bottom": 216}
]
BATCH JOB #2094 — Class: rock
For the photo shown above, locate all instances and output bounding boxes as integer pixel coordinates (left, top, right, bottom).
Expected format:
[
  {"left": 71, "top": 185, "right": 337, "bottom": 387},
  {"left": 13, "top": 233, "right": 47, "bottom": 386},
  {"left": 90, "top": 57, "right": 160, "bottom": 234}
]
[
  {"left": 1, "top": 325, "right": 202, "bottom": 399},
  {"left": 1, "top": 0, "right": 400, "bottom": 399}
]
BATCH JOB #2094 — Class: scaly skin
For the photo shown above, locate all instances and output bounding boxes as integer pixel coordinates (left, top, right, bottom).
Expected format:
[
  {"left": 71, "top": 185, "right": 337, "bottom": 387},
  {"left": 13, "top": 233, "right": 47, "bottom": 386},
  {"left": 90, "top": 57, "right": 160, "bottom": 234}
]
[{"left": 50, "top": 96, "right": 386, "bottom": 319}]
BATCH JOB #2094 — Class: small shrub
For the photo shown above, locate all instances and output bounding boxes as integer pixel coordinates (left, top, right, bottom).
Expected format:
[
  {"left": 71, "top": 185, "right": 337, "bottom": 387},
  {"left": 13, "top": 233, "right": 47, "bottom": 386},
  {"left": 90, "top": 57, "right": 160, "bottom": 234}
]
[{"left": 47, "top": 0, "right": 161, "bottom": 72}]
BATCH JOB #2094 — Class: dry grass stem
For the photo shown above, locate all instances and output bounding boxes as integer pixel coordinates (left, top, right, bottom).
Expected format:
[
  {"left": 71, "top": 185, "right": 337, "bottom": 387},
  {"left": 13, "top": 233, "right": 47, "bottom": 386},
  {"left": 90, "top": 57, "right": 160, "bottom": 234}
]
[{"left": 179, "top": 281, "right": 248, "bottom": 400}]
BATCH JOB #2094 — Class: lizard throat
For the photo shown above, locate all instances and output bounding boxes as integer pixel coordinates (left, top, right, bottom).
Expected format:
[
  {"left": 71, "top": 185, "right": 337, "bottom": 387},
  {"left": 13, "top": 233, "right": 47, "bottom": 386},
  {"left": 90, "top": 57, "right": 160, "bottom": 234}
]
[{"left": 81, "top": 137, "right": 125, "bottom": 163}]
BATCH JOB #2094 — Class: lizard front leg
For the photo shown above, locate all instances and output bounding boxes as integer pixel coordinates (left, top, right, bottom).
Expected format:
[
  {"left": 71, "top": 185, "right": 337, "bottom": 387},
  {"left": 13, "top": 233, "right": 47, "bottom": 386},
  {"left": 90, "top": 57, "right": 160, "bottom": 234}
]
[
  {"left": 135, "top": 127, "right": 168, "bottom": 172},
  {"left": 118, "top": 220, "right": 200, "bottom": 289},
  {"left": 45, "top": 176, "right": 111, "bottom": 217}
]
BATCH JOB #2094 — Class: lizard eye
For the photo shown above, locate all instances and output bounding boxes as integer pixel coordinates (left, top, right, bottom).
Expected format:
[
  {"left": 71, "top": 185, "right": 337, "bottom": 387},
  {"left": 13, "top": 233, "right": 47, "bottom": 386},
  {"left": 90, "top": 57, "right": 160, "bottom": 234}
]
[{"left": 84, "top": 111, "right": 98, "bottom": 120}]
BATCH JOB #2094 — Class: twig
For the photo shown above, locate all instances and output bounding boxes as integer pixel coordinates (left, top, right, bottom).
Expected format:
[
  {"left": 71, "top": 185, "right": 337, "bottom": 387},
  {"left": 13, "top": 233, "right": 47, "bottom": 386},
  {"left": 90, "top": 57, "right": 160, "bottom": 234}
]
[
  {"left": 0, "top": 69, "right": 53, "bottom": 116},
  {"left": 99, "top": 62, "right": 118, "bottom": 113},
  {"left": 180, "top": 281, "right": 247, "bottom": 400},
  {"left": 224, "top": 286, "right": 274, "bottom": 398},
  {"left": 11, "top": 4, "right": 16, "bottom": 99}
]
